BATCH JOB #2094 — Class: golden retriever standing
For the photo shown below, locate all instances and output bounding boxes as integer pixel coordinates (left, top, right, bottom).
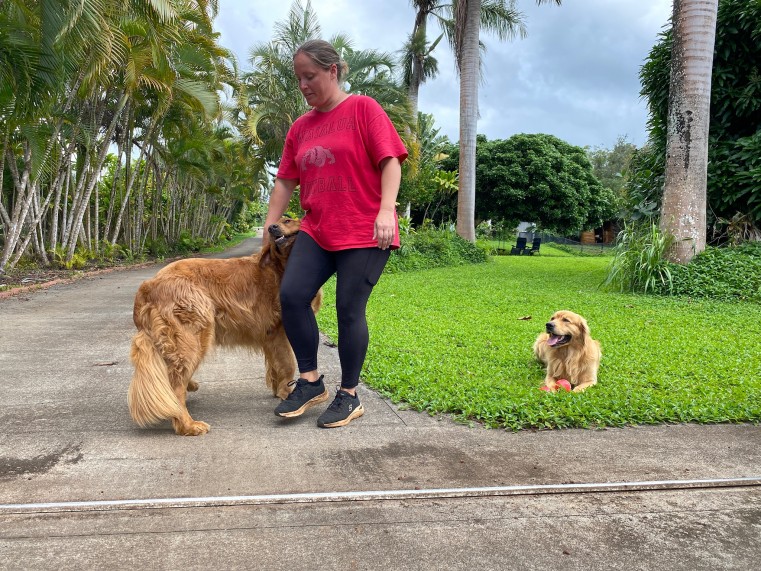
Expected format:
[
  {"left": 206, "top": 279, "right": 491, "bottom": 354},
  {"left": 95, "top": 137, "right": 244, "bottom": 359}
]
[
  {"left": 128, "top": 217, "right": 320, "bottom": 436},
  {"left": 533, "top": 310, "right": 601, "bottom": 392}
]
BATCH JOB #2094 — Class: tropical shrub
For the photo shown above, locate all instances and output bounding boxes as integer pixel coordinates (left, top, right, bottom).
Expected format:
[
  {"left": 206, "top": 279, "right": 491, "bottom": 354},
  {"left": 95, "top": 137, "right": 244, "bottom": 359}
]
[{"left": 386, "top": 227, "right": 488, "bottom": 273}]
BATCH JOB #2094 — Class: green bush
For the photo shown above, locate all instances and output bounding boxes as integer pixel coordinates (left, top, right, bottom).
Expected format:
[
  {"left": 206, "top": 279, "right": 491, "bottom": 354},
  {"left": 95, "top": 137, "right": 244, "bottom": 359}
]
[
  {"left": 177, "top": 231, "right": 207, "bottom": 253},
  {"left": 231, "top": 201, "right": 266, "bottom": 233},
  {"left": 550, "top": 242, "right": 611, "bottom": 257},
  {"left": 145, "top": 236, "right": 170, "bottom": 258},
  {"left": 51, "top": 246, "right": 89, "bottom": 270},
  {"left": 386, "top": 228, "right": 488, "bottom": 273},
  {"left": 98, "top": 240, "right": 123, "bottom": 263},
  {"left": 666, "top": 242, "right": 761, "bottom": 302}
]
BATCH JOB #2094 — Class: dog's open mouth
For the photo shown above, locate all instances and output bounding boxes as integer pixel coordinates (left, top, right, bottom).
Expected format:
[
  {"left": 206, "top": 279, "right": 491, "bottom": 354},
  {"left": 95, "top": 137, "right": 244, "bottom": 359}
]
[
  {"left": 546, "top": 334, "right": 572, "bottom": 347},
  {"left": 268, "top": 225, "right": 297, "bottom": 246}
]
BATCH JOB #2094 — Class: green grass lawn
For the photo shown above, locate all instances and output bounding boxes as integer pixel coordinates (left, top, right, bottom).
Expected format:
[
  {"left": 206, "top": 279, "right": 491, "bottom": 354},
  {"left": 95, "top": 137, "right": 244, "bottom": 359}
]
[{"left": 316, "top": 255, "right": 761, "bottom": 430}]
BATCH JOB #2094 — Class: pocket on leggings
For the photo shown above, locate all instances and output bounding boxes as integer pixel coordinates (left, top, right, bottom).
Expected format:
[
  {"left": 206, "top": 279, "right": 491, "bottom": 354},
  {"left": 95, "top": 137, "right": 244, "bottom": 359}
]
[{"left": 363, "top": 248, "right": 391, "bottom": 286}]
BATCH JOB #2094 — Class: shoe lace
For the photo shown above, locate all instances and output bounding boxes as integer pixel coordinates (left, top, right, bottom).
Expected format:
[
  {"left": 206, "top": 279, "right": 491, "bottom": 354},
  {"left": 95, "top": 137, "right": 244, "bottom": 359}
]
[
  {"left": 285, "top": 379, "right": 304, "bottom": 401},
  {"left": 327, "top": 389, "right": 349, "bottom": 411}
]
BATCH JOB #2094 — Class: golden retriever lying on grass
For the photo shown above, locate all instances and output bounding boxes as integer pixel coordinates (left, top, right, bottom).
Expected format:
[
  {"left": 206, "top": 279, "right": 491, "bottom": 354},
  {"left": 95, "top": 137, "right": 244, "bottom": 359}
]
[
  {"left": 128, "top": 217, "right": 320, "bottom": 436},
  {"left": 533, "top": 310, "right": 601, "bottom": 392}
]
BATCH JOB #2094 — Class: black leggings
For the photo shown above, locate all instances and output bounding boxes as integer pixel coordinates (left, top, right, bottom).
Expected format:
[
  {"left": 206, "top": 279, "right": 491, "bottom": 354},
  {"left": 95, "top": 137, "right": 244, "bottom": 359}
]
[{"left": 279, "top": 232, "right": 390, "bottom": 390}]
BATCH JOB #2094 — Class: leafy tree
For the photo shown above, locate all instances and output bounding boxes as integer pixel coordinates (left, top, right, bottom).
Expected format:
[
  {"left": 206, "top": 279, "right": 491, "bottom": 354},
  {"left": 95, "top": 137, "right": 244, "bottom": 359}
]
[
  {"left": 399, "top": 112, "right": 454, "bottom": 221},
  {"left": 633, "top": 0, "right": 760, "bottom": 243},
  {"left": 0, "top": 0, "right": 244, "bottom": 271},
  {"left": 586, "top": 136, "right": 637, "bottom": 199},
  {"left": 441, "top": 134, "right": 616, "bottom": 234}
]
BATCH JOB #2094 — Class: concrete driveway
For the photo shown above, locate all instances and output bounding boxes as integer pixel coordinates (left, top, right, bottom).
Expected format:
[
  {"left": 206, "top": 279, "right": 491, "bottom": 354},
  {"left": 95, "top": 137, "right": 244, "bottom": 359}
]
[{"left": 1, "top": 237, "right": 760, "bottom": 570}]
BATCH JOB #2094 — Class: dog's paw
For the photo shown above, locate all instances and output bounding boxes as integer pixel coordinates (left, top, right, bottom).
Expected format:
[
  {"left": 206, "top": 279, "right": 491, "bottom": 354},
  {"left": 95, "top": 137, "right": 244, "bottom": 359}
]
[
  {"left": 175, "top": 420, "right": 210, "bottom": 436},
  {"left": 572, "top": 384, "right": 594, "bottom": 393}
]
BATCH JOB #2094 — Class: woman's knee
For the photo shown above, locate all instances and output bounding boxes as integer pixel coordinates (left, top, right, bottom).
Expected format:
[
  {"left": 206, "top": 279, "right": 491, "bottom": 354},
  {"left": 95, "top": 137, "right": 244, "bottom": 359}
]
[{"left": 280, "top": 283, "right": 313, "bottom": 312}]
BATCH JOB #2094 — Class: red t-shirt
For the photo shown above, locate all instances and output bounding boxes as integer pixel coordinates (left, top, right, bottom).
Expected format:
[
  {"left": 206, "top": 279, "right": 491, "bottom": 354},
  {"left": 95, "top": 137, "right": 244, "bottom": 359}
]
[{"left": 276, "top": 95, "right": 408, "bottom": 251}]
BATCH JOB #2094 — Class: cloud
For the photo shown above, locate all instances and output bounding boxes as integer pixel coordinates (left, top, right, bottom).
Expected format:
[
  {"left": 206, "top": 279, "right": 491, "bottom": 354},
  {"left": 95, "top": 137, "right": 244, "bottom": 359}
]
[{"left": 214, "top": 0, "right": 673, "bottom": 150}]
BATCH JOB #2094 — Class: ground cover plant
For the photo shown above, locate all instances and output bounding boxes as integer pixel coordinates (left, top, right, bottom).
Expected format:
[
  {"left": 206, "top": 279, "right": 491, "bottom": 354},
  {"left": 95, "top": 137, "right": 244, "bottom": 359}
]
[
  {"left": 317, "top": 254, "right": 761, "bottom": 430},
  {"left": 665, "top": 242, "right": 761, "bottom": 303},
  {"left": 385, "top": 228, "right": 488, "bottom": 273}
]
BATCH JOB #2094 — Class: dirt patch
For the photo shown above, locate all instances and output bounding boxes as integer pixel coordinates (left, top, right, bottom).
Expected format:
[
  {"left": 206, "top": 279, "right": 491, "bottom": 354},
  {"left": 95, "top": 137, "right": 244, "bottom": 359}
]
[
  {"left": 0, "top": 260, "right": 170, "bottom": 299},
  {"left": 0, "top": 443, "right": 83, "bottom": 479}
]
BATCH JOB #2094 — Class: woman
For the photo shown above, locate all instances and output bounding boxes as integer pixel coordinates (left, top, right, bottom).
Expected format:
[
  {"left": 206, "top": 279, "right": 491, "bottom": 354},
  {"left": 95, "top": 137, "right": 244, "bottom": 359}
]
[{"left": 263, "top": 39, "right": 408, "bottom": 428}]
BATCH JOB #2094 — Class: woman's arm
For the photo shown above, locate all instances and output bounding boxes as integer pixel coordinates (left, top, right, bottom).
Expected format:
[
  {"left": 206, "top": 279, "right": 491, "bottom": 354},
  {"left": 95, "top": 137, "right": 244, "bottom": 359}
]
[{"left": 374, "top": 156, "right": 402, "bottom": 250}]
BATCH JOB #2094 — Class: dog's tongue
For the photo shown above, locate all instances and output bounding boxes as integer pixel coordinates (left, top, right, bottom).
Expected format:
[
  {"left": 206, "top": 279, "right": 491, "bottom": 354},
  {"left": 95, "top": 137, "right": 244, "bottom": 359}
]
[{"left": 547, "top": 334, "right": 562, "bottom": 347}]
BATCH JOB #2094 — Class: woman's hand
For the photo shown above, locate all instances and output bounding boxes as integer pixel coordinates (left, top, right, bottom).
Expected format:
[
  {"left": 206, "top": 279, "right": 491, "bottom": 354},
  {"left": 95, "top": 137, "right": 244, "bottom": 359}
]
[
  {"left": 262, "top": 178, "right": 298, "bottom": 248},
  {"left": 374, "top": 209, "right": 396, "bottom": 250}
]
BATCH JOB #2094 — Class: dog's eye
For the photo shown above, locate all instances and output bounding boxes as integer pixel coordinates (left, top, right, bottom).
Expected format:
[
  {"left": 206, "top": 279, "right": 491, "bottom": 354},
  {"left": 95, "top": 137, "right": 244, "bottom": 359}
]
[{"left": 562, "top": 318, "right": 570, "bottom": 322}]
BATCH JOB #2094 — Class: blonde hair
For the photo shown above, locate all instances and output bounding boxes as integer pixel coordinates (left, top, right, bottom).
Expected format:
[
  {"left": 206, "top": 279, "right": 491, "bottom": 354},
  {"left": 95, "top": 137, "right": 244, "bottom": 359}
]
[{"left": 295, "top": 39, "right": 349, "bottom": 81}]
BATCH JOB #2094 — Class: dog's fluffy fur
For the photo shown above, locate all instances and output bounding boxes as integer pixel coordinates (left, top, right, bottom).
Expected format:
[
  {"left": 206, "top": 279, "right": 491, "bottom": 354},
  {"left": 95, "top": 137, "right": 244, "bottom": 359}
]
[
  {"left": 533, "top": 310, "right": 601, "bottom": 392},
  {"left": 128, "top": 217, "right": 320, "bottom": 436}
]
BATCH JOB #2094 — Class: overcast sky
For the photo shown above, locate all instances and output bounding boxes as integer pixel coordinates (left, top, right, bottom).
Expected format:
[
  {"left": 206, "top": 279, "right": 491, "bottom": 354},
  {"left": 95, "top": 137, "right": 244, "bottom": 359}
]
[{"left": 214, "top": 0, "right": 673, "bottom": 150}]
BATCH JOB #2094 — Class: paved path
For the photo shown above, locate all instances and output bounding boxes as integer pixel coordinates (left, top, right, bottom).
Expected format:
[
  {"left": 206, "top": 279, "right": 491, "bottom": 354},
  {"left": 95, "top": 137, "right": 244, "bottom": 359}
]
[{"left": 1, "top": 238, "right": 760, "bottom": 569}]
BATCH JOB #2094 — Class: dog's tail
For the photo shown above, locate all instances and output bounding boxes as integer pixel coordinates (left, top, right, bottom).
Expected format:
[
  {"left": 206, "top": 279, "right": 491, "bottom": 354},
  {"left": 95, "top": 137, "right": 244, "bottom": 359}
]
[{"left": 128, "top": 330, "right": 182, "bottom": 426}]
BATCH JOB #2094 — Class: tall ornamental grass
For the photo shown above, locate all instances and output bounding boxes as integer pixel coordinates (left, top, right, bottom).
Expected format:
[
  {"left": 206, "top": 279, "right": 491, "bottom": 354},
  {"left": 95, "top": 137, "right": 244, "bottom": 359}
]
[{"left": 603, "top": 222, "right": 675, "bottom": 294}]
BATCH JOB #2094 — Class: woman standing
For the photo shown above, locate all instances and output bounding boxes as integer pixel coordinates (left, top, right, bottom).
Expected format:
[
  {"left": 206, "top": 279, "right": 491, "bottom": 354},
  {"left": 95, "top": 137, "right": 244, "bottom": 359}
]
[{"left": 263, "top": 39, "right": 408, "bottom": 428}]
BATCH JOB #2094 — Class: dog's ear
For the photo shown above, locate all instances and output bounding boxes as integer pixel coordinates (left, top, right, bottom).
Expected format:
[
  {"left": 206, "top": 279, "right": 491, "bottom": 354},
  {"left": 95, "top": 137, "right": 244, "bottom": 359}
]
[
  {"left": 579, "top": 317, "right": 590, "bottom": 343},
  {"left": 259, "top": 239, "right": 291, "bottom": 270},
  {"left": 258, "top": 240, "right": 274, "bottom": 268}
]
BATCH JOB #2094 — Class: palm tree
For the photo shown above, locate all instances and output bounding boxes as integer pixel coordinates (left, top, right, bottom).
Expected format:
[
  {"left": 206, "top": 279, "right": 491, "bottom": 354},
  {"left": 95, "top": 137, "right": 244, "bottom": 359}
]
[
  {"left": 659, "top": 0, "right": 719, "bottom": 264},
  {"left": 402, "top": 1, "right": 444, "bottom": 123},
  {"left": 403, "top": 0, "right": 525, "bottom": 122},
  {"left": 453, "top": 0, "right": 561, "bottom": 241},
  {"left": 0, "top": 0, "right": 239, "bottom": 270},
  {"left": 455, "top": 0, "right": 483, "bottom": 242}
]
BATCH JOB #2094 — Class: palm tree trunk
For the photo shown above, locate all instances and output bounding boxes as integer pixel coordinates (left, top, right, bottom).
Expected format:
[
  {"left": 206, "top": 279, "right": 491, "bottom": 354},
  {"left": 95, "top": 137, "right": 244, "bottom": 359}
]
[
  {"left": 110, "top": 111, "right": 158, "bottom": 245},
  {"left": 660, "top": 0, "right": 718, "bottom": 264},
  {"left": 66, "top": 91, "right": 129, "bottom": 260},
  {"left": 408, "top": 16, "right": 428, "bottom": 122},
  {"left": 0, "top": 128, "right": 11, "bottom": 234},
  {"left": 456, "top": 0, "right": 480, "bottom": 243},
  {"left": 0, "top": 144, "right": 33, "bottom": 271},
  {"left": 48, "top": 162, "right": 67, "bottom": 253}
]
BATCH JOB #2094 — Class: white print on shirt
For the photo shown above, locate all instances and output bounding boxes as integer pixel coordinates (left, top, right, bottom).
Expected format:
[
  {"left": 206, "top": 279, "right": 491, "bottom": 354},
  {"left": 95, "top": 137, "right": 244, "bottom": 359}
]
[
  {"left": 297, "top": 117, "right": 357, "bottom": 144},
  {"left": 301, "top": 176, "right": 357, "bottom": 198},
  {"left": 301, "top": 146, "right": 336, "bottom": 170}
]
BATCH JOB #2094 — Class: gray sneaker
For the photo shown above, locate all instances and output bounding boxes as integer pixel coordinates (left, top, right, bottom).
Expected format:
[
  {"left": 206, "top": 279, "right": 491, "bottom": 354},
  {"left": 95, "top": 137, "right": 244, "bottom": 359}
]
[
  {"left": 317, "top": 388, "right": 364, "bottom": 428},
  {"left": 274, "top": 376, "right": 329, "bottom": 418}
]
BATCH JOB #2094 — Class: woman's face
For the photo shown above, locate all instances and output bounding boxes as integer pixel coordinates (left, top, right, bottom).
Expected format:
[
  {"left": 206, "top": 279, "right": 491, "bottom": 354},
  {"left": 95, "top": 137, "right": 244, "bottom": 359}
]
[{"left": 293, "top": 52, "right": 338, "bottom": 111}]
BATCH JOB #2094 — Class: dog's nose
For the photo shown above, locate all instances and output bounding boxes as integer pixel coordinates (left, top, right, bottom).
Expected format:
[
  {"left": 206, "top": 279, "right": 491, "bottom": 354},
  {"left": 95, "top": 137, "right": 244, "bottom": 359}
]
[
  {"left": 268, "top": 224, "right": 279, "bottom": 231},
  {"left": 546, "top": 322, "right": 554, "bottom": 330}
]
